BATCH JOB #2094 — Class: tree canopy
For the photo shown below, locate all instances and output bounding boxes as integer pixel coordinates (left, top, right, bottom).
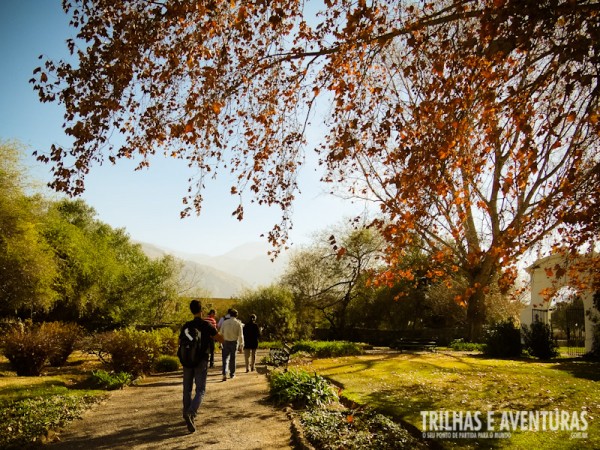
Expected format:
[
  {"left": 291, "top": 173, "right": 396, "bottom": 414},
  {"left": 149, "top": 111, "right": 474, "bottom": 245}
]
[
  {"left": 281, "top": 226, "right": 384, "bottom": 335},
  {"left": 0, "top": 142, "right": 57, "bottom": 316},
  {"left": 0, "top": 142, "right": 183, "bottom": 327},
  {"left": 32, "top": 0, "right": 600, "bottom": 338}
]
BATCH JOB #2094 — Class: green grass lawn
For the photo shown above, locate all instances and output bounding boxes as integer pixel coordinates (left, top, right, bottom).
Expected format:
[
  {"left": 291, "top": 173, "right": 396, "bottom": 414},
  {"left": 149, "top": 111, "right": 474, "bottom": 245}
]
[{"left": 296, "top": 351, "right": 600, "bottom": 449}]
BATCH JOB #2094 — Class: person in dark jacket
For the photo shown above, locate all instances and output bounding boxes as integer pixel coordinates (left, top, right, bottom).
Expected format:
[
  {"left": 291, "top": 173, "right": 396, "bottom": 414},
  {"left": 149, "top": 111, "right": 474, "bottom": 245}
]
[
  {"left": 243, "top": 314, "right": 260, "bottom": 372},
  {"left": 179, "top": 300, "right": 223, "bottom": 433}
]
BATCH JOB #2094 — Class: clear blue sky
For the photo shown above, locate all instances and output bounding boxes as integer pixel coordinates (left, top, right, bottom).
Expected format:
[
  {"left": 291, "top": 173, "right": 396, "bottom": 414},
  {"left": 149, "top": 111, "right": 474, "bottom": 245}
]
[{"left": 0, "top": 0, "right": 367, "bottom": 256}]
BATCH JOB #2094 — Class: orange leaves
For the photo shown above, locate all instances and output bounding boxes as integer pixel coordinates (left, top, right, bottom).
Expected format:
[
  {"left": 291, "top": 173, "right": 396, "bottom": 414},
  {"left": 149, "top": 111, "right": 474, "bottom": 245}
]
[
  {"left": 432, "top": 250, "right": 446, "bottom": 263},
  {"left": 212, "top": 101, "right": 223, "bottom": 114},
  {"left": 336, "top": 247, "right": 347, "bottom": 259},
  {"left": 454, "top": 295, "right": 467, "bottom": 307},
  {"left": 425, "top": 269, "right": 445, "bottom": 279},
  {"left": 30, "top": 0, "right": 599, "bottom": 267},
  {"left": 186, "top": 55, "right": 195, "bottom": 69}
]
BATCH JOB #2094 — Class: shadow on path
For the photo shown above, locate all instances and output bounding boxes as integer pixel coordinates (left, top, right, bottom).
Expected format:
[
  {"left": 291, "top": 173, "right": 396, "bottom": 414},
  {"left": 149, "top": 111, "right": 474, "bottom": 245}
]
[{"left": 43, "top": 351, "right": 294, "bottom": 449}]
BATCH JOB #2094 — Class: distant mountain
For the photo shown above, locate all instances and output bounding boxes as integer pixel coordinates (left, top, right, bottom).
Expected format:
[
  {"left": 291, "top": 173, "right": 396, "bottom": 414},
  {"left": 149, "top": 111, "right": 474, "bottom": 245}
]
[
  {"left": 176, "top": 242, "right": 289, "bottom": 288},
  {"left": 137, "top": 241, "right": 289, "bottom": 298}
]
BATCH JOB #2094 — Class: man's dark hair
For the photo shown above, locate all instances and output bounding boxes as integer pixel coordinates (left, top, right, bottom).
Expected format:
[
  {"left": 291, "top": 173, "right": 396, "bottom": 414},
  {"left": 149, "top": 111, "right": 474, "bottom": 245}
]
[
  {"left": 190, "top": 299, "right": 202, "bottom": 315},
  {"left": 229, "top": 309, "right": 238, "bottom": 317}
]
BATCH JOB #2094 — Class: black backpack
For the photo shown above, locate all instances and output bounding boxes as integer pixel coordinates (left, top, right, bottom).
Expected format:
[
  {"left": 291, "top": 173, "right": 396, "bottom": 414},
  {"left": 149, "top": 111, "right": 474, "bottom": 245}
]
[{"left": 177, "top": 323, "right": 202, "bottom": 368}]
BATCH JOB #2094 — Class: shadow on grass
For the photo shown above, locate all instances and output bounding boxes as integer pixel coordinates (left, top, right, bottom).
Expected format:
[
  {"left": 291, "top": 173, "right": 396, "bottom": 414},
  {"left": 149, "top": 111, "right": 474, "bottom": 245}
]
[
  {"left": 0, "top": 379, "right": 71, "bottom": 400},
  {"left": 463, "top": 351, "right": 600, "bottom": 381},
  {"left": 550, "top": 357, "right": 600, "bottom": 381}
]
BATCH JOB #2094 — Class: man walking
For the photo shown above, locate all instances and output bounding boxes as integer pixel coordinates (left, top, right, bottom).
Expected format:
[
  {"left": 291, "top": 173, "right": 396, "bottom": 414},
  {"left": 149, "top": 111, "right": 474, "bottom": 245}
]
[
  {"left": 179, "top": 299, "right": 223, "bottom": 433},
  {"left": 243, "top": 314, "right": 260, "bottom": 372},
  {"left": 220, "top": 308, "right": 244, "bottom": 381}
]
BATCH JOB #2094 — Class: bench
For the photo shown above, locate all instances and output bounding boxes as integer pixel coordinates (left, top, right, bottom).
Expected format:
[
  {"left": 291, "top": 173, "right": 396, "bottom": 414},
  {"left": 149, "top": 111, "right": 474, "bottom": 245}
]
[
  {"left": 390, "top": 338, "right": 437, "bottom": 352},
  {"left": 268, "top": 343, "right": 292, "bottom": 369}
]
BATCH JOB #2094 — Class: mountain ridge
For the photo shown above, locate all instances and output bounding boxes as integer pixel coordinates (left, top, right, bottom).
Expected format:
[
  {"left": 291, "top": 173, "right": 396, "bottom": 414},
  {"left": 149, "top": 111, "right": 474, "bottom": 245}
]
[{"left": 137, "top": 241, "right": 288, "bottom": 298}]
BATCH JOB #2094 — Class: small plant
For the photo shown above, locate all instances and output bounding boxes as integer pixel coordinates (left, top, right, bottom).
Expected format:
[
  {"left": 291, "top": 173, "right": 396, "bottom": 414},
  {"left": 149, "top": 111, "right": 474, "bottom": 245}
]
[
  {"left": 269, "top": 368, "right": 338, "bottom": 408},
  {"left": 1, "top": 322, "right": 53, "bottom": 376},
  {"left": 522, "top": 321, "right": 559, "bottom": 359},
  {"left": 290, "top": 340, "right": 364, "bottom": 358},
  {"left": 89, "top": 369, "right": 133, "bottom": 390},
  {"left": 300, "top": 408, "right": 426, "bottom": 450},
  {"left": 153, "top": 355, "right": 180, "bottom": 372},
  {"left": 0, "top": 394, "right": 102, "bottom": 448},
  {"left": 449, "top": 338, "right": 485, "bottom": 352},
  {"left": 484, "top": 319, "right": 522, "bottom": 358}
]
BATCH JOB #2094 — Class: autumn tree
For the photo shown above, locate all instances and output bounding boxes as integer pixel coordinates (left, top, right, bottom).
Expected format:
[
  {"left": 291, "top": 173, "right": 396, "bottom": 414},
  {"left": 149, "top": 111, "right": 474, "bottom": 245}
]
[
  {"left": 323, "top": 5, "right": 600, "bottom": 338},
  {"left": 32, "top": 1, "right": 599, "bottom": 338}
]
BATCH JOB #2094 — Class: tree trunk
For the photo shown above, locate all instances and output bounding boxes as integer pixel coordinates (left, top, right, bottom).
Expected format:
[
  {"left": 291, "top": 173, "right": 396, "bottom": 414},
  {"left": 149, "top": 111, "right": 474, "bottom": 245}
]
[
  {"left": 466, "top": 290, "right": 487, "bottom": 342},
  {"left": 465, "top": 261, "right": 497, "bottom": 342}
]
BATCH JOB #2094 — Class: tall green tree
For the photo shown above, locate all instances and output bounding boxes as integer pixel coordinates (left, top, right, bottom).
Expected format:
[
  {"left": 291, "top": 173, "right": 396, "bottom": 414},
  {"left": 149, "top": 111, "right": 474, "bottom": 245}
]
[
  {"left": 43, "top": 198, "right": 182, "bottom": 328},
  {"left": 235, "top": 285, "right": 296, "bottom": 341},
  {"left": 0, "top": 141, "right": 57, "bottom": 317}
]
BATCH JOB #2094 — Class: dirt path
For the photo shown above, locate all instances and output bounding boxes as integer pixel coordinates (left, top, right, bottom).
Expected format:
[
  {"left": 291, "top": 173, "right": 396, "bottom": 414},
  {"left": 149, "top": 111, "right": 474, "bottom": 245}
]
[{"left": 45, "top": 350, "right": 296, "bottom": 449}]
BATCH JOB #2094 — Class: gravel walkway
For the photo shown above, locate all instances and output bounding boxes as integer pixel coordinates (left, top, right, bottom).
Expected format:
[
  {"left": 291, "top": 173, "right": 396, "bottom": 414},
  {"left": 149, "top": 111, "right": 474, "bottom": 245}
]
[{"left": 45, "top": 351, "right": 295, "bottom": 449}]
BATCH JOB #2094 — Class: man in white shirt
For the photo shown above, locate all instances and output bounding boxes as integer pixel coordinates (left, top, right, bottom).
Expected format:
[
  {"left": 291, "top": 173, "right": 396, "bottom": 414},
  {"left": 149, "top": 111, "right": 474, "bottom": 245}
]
[{"left": 220, "top": 309, "right": 244, "bottom": 381}]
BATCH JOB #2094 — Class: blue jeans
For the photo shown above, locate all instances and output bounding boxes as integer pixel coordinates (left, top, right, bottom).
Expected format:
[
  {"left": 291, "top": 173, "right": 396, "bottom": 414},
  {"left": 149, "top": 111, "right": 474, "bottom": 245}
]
[
  {"left": 222, "top": 340, "right": 238, "bottom": 377},
  {"left": 182, "top": 358, "right": 208, "bottom": 418}
]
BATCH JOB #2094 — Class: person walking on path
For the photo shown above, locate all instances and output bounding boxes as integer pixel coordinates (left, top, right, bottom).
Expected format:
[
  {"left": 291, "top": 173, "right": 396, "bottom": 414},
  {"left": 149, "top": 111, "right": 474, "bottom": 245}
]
[
  {"left": 243, "top": 314, "right": 260, "bottom": 372},
  {"left": 204, "top": 309, "right": 218, "bottom": 368},
  {"left": 178, "top": 300, "right": 223, "bottom": 433},
  {"left": 220, "top": 308, "right": 244, "bottom": 381},
  {"left": 217, "top": 309, "right": 231, "bottom": 330}
]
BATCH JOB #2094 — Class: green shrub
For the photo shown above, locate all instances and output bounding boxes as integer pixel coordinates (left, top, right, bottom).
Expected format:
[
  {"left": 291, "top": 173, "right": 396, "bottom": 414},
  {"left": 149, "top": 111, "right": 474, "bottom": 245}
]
[
  {"left": 152, "top": 327, "right": 179, "bottom": 356},
  {"left": 89, "top": 370, "right": 133, "bottom": 390},
  {"left": 154, "top": 355, "right": 180, "bottom": 372},
  {"left": 45, "top": 322, "right": 85, "bottom": 367},
  {"left": 0, "top": 394, "right": 102, "bottom": 448},
  {"left": 522, "top": 321, "right": 559, "bottom": 359},
  {"left": 449, "top": 338, "right": 485, "bottom": 352},
  {"left": 269, "top": 368, "right": 338, "bottom": 407},
  {"left": 99, "top": 328, "right": 162, "bottom": 376},
  {"left": 484, "top": 319, "right": 522, "bottom": 358},
  {"left": 300, "top": 408, "right": 426, "bottom": 450},
  {"left": 290, "top": 340, "right": 364, "bottom": 358},
  {"left": 0, "top": 322, "right": 53, "bottom": 376}
]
